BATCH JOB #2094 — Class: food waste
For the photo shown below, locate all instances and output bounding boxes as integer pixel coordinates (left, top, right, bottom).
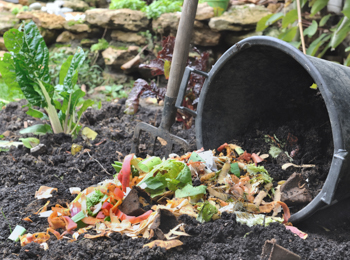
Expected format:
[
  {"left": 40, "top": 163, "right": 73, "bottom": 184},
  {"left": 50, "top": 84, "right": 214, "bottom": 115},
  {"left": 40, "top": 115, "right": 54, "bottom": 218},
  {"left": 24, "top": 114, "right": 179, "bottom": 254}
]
[{"left": 13, "top": 143, "right": 310, "bottom": 250}]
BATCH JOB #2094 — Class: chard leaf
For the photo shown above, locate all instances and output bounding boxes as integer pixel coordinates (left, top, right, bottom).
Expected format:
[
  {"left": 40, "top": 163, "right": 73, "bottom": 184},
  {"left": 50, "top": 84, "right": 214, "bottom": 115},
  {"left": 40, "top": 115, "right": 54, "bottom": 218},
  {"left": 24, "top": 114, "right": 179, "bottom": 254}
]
[
  {"left": 175, "top": 183, "right": 207, "bottom": 198},
  {"left": 59, "top": 55, "right": 73, "bottom": 85},
  {"left": 7, "top": 21, "right": 51, "bottom": 107},
  {"left": 77, "top": 99, "right": 94, "bottom": 118},
  {"left": 197, "top": 201, "right": 218, "bottom": 223},
  {"left": 26, "top": 108, "right": 48, "bottom": 120},
  {"left": 3, "top": 29, "right": 23, "bottom": 53},
  {"left": 19, "top": 124, "right": 53, "bottom": 135},
  {"left": 60, "top": 47, "right": 85, "bottom": 93},
  {"left": 0, "top": 53, "right": 23, "bottom": 99}
]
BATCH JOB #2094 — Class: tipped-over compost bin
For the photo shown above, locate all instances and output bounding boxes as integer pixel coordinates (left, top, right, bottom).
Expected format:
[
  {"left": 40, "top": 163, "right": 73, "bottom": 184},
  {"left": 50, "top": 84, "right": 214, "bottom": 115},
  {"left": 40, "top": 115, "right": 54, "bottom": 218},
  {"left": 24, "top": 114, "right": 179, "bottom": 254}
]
[{"left": 176, "top": 36, "right": 350, "bottom": 223}]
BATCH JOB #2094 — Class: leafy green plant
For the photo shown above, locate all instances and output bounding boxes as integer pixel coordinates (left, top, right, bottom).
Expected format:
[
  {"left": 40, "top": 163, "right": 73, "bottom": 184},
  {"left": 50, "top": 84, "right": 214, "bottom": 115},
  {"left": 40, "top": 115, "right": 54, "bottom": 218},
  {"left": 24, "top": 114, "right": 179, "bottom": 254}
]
[
  {"left": 102, "top": 85, "right": 128, "bottom": 100},
  {"left": 142, "top": 0, "right": 183, "bottom": 19},
  {"left": 109, "top": 0, "right": 146, "bottom": 10},
  {"left": 0, "top": 21, "right": 96, "bottom": 136},
  {"left": 49, "top": 49, "right": 104, "bottom": 91},
  {"left": 11, "top": 6, "right": 28, "bottom": 15},
  {"left": 109, "top": 0, "right": 183, "bottom": 19},
  {"left": 257, "top": 0, "right": 350, "bottom": 60},
  {"left": 90, "top": 39, "right": 109, "bottom": 52}
]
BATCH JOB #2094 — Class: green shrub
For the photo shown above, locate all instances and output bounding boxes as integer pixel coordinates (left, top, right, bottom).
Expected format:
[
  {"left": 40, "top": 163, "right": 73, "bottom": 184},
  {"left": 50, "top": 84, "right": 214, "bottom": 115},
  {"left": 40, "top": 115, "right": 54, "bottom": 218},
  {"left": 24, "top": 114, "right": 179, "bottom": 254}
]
[
  {"left": 143, "top": 0, "right": 183, "bottom": 19},
  {"left": 109, "top": 0, "right": 146, "bottom": 10}
]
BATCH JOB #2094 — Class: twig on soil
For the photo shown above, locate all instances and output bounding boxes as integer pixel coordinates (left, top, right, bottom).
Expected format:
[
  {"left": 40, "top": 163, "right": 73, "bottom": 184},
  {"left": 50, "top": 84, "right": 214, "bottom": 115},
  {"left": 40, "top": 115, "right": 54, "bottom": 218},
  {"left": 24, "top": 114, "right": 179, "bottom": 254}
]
[
  {"left": 1, "top": 207, "right": 12, "bottom": 233},
  {"left": 87, "top": 151, "right": 112, "bottom": 175}
]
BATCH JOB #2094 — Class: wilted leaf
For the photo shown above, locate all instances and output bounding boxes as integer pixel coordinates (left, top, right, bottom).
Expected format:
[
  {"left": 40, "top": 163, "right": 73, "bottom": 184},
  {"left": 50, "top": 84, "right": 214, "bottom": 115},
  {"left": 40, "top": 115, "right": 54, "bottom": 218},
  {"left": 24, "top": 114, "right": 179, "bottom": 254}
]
[
  {"left": 71, "top": 144, "right": 83, "bottom": 155},
  {"left": 81, "top": 127, "right": 98, "bottom": 141},
  {"left": 19, "top": 124, "right": 53, "bottom": 135},
  {"left": 143, "top": 239, "right": 183, "bottom": 250},
  {"left": 163, "top": 60, "right": 171, "bottom": 79},
  {"left": 19, "top": 137, "right": 40, "bottom": 149}
]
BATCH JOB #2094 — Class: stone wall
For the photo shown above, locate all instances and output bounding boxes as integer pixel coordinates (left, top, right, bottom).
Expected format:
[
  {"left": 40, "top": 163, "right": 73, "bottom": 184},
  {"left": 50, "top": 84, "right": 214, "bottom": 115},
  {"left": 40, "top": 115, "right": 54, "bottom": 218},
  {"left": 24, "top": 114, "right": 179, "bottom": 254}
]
[{"left": 0, "top": 0, "right": 271, "bottom": 76}]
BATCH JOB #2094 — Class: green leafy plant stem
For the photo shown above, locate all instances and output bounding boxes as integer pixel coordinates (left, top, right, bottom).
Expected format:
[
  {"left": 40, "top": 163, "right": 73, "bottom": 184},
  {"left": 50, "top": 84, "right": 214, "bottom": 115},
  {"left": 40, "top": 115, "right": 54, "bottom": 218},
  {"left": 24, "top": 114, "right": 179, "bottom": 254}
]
[{"left": 36, "top": 78, "right": 63, "bottom": 133}]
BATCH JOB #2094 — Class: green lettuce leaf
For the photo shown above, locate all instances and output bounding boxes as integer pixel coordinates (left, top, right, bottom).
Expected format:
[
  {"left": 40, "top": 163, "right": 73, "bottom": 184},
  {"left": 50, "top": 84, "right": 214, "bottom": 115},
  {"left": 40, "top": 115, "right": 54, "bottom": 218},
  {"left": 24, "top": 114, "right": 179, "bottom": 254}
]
[
  {"left": 197, "top": 201, "right": 218, "bottom": 223},
  {"left": 245, "top": 164, "right": 269, "bottom": 175},
  {"left": 175, "top": 183, "right": 207, "bottom": 198}
]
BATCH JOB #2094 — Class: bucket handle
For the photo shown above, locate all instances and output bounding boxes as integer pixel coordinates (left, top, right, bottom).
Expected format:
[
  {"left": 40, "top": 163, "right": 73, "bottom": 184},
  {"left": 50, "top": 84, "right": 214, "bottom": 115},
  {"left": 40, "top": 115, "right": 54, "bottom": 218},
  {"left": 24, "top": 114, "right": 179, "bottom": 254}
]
[{"left": 175, "top": 66, "right": 209, "bottom": 117}]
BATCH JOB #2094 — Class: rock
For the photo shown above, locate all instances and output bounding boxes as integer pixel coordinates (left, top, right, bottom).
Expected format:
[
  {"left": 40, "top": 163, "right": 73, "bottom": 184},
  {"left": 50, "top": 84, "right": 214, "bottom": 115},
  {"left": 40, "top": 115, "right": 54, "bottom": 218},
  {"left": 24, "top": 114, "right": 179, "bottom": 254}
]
[
  {"left": 64, "top": 21, "right": 90, "bottom": 33},
  {"left": 209, "top": 4, "right": 271, "bottom": 31},
  {"left": 80, "top": 38, "right": 97, "bottom": 47},
  {"left": 0, "top": 37, "right": 5, "bottom": 50},
  {"left": 56, "top": 30, "right": 88, "bottom": 42},
  {"left": 16, "top": 10, "right": 34, "bottom": 20},
  {"left": 0, "top": 0, "right": 23, "bottom": 12},
  {"left": 193, "top": 21, "right": 221, "bottom": 46},
  {"left": 267, "top": 3, "right": 282, "bottom": 13},
  {"left": 0, "top": 12, "right": 19, "bottom": 35},
  {"left": 18, "top": 0, "right": 28, "bottom": 6},
  {"left": 30, "top": 144, "right": 47, "bottom": 156},
  {"left": 29, "top": 2, "right": 42, "bottom": 10},
  {"left": 152, "top": 12, "right": 180, "bottom": 35},
  {"left": 56, "top": 31, "right": 75, "bottom": 42},
  {"left": 32, "top": 12, "right": 66, "bottom": 29},
  {"left": 39, "top": 27, "right": 59, "bottom": 45},
  {"left": 102, "top": 46, "right": 138, "bottom": 70},
  {"left": 224, "top": 30, "right": 262, "bottom": 45},
  {"left": 63, "top": 0, "right": 89, "bottom": 11},
  {"left": 111, "top": 30, "right": 146, "bottom": 45},
  {"left": 102, "top": 71, "right": 128, "bottom": 83},
  {"left": 196, "top": 2, "right": 214, "bottom": 20},
  {"left": 86, "top": 8, "right": 149, "bottom": 31}
]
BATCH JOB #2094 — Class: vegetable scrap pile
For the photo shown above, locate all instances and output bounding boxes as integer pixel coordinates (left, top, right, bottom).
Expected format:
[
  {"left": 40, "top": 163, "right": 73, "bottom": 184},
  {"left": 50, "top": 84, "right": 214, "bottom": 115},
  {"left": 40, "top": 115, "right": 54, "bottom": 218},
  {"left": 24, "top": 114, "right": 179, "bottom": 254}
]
[{"left": 11, "top": 143, "right": 310, "bottom": 250}]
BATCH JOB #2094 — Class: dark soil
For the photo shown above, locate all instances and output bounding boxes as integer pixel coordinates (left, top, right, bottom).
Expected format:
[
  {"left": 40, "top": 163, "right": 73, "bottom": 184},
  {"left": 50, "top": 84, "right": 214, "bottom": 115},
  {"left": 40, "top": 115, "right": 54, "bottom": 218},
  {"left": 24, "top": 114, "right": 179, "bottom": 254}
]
[{"left": 1, "top": 100, "right": 350, "bottom": 260}]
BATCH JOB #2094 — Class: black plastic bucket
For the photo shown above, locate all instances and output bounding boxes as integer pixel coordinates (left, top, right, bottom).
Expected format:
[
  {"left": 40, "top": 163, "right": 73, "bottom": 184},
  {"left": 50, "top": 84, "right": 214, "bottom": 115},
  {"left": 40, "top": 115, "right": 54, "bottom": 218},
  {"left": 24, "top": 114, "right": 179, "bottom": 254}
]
[{"left": 176, "top": 36, "right": 350, "bottom": 223}]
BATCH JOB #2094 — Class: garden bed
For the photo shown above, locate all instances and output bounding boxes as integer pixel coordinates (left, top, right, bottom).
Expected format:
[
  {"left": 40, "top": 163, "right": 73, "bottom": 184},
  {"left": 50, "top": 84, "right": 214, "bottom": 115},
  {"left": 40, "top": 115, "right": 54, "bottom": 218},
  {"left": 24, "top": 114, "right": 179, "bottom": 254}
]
[{"left": 1, "top": 100, "right": 350, "bottom": 260}]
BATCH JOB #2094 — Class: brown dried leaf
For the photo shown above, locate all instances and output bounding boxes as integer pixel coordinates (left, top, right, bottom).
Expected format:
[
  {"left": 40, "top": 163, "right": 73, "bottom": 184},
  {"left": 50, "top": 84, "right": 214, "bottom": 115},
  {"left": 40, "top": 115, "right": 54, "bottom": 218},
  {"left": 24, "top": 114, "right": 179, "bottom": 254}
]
[{"left": 143, "top": 239, "right": 183, "bottom": 250}]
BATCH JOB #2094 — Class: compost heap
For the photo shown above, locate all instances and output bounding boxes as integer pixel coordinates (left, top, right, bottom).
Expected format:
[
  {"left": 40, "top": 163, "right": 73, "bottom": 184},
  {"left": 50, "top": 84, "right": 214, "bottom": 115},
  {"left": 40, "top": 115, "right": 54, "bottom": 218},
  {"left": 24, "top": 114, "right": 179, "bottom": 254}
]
[{"left": 17, "top": 143, "right": 307, "bottom": 249}]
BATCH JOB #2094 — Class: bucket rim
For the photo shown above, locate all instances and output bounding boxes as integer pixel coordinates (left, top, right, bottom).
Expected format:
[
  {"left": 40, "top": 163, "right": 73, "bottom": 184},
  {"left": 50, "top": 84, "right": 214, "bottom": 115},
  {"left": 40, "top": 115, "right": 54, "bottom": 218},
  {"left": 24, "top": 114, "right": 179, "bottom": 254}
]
[{"left": 195, "top": 36, "right": 345, "bottom": 223}]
